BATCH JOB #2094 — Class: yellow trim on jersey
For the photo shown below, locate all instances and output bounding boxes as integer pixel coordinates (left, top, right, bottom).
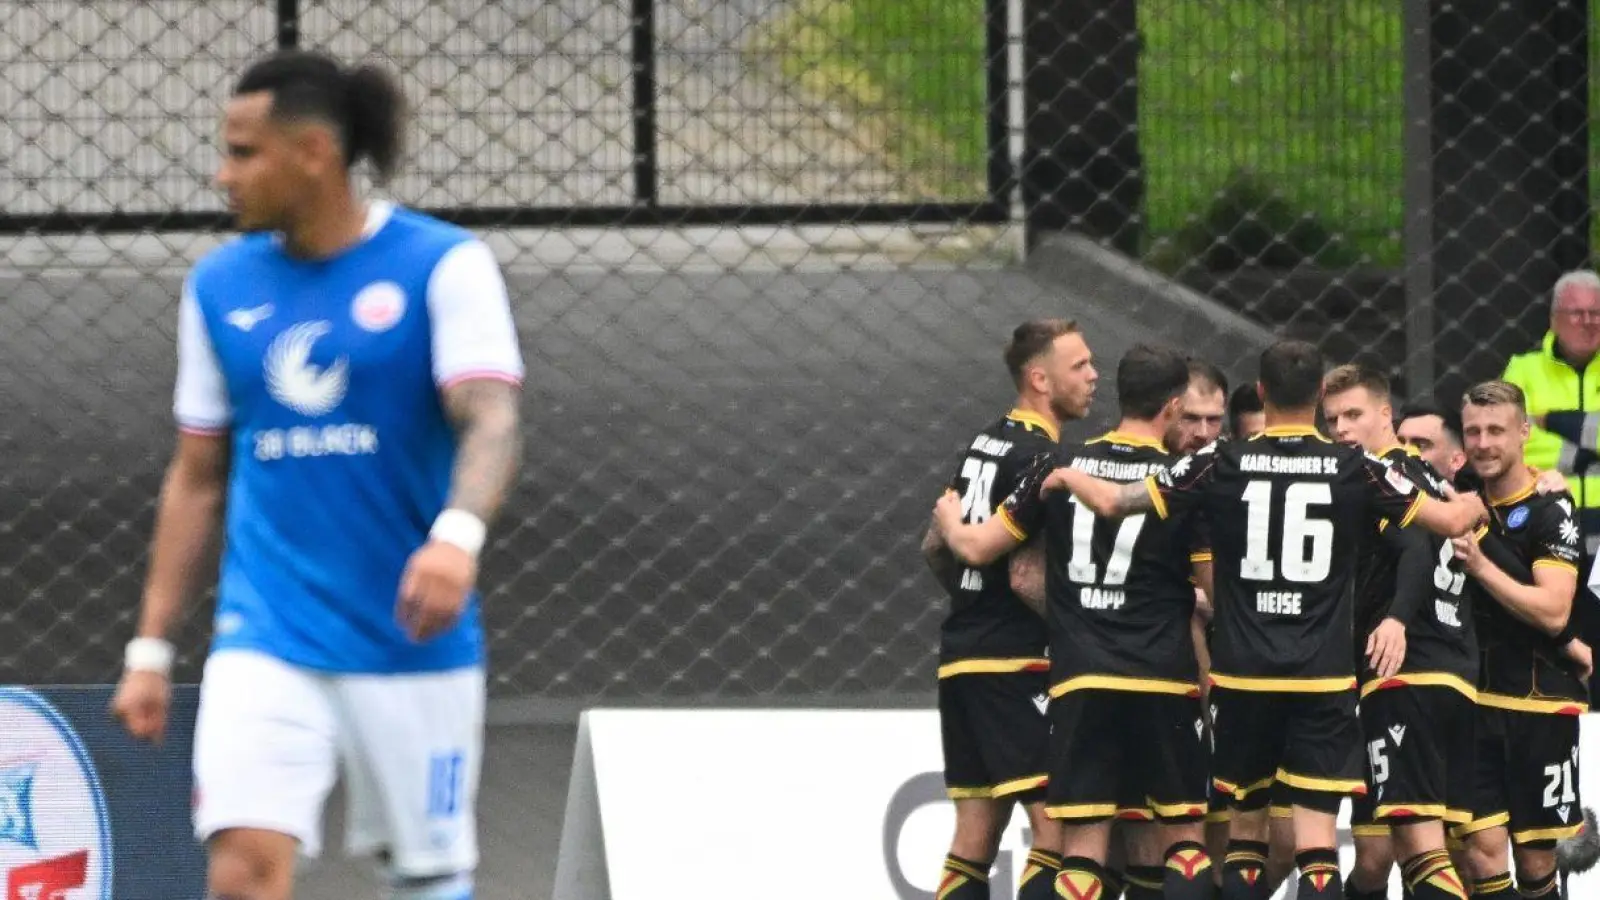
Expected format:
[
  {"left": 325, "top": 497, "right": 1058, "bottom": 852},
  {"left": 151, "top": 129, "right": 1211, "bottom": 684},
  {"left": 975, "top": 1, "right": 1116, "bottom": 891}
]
[
  {"left": 991, "top": 774, "right": 1048, "bottom": 798},
  {"left": 937, "top": 658, "right": 1049, "bottom": 678},
  {"left": 1148, "top": 798, "right": 1209, "bottom": 819},
  {"left": 1359, "top": 671, "right": 1477, "bottom": 702},
  {"left": 1475, "top": 692, "right": 1586, "bottom": 716},
  {"left": 1145, "top": 475, "right": 1169, "bottom": 520},
  {"left": 1259, "top": 426, "right": 1330, "bottom": 441},
  {"left": 947, "top": 786, "right": 993, "bottom": 800},
  {"left": 1351, "top": 824, "right": 1391, "bottom": 838},
  {"left": 1275, "top": 769, "right": 1366, "bottom": 795},
  {"left": 1190, "top": 550, "right": 1214, "bottom": 563},
  {"left": 1046, "top": 802, "right": 1119, "bottom": 820},
  {"left": 1048, "top": 674, "right": 1199, "bottom": 698},
  {"left": 1446, "top": 808, "right": 1473, "bottom": 825},
  {"left": 1210, "top": 672, "right": 1356, "bottom": 693},
  {"left": 1206, "top": 808, "right": 1232, "bottom": 824},
  {"left": 1213, "top": 775, "right": 1275, "bottom": 800},
  {"left": 1268, "top": 805, "right": 1293, "bottom": 819},
  {"left": 1398, "top": 492, "right": 1426, "bottom": 528},
  {"left": 1474, "top": 524, "right": 1490, "bottom": 540},
  {"left": 1490, "top": 483, "right": 1536, "bottom": 507},
  {"left": 1088, "top": 430, "right": 1166, "bottom": 451},
  {"left": 1512, "top": 823, "right": 1586, "bottom": 844},
  {"left": 1377, "top": 443, "right": 1421, "bottom": 459},
  {"left": 1374, "top": 803, "right": 1449, "bottom": 821},
  {"left": 997, "top": 506, "right": 1028, "bottom": 541},
  {"left": 1006, "top": 408, "right": 1060, "bottom": 443},
  {"left": 1533, "top": 558, "right": 1579, "bottom": 575},
  {"left": 1452, "top": 812, "right": 1510, "bottom": 837}
]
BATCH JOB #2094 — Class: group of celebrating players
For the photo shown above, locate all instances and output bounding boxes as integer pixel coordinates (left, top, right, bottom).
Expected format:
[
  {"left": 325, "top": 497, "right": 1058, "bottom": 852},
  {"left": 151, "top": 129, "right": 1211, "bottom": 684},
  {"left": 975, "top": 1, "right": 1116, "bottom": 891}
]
[{"left": 924, "top": 320, "right": 1594, "bottom": 900}]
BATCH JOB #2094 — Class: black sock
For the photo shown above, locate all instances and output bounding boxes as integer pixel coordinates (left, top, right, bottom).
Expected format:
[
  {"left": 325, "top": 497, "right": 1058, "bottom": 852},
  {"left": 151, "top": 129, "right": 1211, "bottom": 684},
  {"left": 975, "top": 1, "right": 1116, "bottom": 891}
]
[
  {"left": 937, "top": 854, "right": 990, "bottom": 899},
  {"left": 1122, "top": 863, "right": 1164, "bottom": 899},
  {"left": 1517, "top": 868, "right": 1560, "bottom": 898},
  {"left": 1344, "top": 879, "right": 1388, "bottom": 900},
  {"left": 1163, "top": 840, "right": 1216, "bottom": 899},
  {"left": 1056, "top": 856, "right": 1111, "bottom": 900},
  {"left": 1103, "top": 866, "right": 1127, "bottom": 899},
  {"left": 1016, "top": 849, "right": 1061, "bottom": 900},
  {"left": 1398, "top": 849, "right": 1466, "bottom": 900},
  {"left": 1220, "top": 839, "right": 1270, "bottom": 900},
  {"left": 1470, "top": 872, "right": 1518, "bottom": 899},
  {"left": 1295, "top": 848, "right": 1343, "bottom": 897}
]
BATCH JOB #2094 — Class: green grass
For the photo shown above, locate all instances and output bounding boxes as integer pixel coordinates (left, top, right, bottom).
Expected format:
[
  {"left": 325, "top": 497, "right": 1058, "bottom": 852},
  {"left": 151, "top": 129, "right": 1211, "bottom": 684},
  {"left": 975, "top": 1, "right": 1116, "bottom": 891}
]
[
  {"left": 753, "top": 0, "right": 990, "bottom": 199},
  {"left": 754, "top": 0, "right": 1409, "bottom": 265}
]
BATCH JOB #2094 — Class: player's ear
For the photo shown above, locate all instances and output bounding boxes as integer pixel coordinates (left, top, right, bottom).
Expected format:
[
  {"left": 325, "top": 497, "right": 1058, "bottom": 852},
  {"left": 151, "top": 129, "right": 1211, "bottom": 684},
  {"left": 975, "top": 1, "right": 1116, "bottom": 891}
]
[{"left": 291, "top": 122, "right": 340, "bottom": 179}]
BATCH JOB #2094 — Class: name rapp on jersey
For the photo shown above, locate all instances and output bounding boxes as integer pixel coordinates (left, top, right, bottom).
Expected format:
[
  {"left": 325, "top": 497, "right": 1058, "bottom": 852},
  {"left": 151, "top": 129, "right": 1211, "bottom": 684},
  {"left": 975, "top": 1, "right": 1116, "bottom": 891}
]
[{"left": 250, "top": 312, "right": 383, "bottom": 463}]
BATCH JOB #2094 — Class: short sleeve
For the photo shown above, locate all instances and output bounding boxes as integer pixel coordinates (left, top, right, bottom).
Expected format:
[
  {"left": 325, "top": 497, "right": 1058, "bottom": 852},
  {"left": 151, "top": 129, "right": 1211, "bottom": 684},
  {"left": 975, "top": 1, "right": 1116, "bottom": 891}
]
[
  {"left": 1532, "top": 496, "right": 1583, "bottom": 574},
  {"left": 1360, "top": 453, "right": 1426, "bottom": 527},
  {"left": 1148, "top": 444, "right": 1217, "bottom": 521},
  {"left": 172, "top": 280, "right": 232, "bottom": 434},
  {"left": 427, "top": 239, "right": 524, "bottom": 388},
  {"left": 996, "top": 452, "right": 1054, "bottom": 540}
]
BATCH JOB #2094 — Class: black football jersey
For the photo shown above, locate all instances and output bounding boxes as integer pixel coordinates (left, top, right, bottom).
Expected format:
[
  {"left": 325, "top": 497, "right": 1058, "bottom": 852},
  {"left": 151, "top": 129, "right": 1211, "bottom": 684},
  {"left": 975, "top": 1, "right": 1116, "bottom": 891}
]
[
  {"left": 1471, "top": 484, "right": 1587, "bottom": 712},
  {"left": 937, "top": 408, "right": 1058, "bottom": 669},
  {"left": 1364, "top": 453, "right": 1479, "bottom": 691},
  {"left": 1149, "top": 427, "right": 1425, "bottom": 688},
  {"left": 1000, "top": 432, "right": 1200, "bottom": 691},
  {"left": 1350, "top": 447, "right": 1449, "bottom": 678}
]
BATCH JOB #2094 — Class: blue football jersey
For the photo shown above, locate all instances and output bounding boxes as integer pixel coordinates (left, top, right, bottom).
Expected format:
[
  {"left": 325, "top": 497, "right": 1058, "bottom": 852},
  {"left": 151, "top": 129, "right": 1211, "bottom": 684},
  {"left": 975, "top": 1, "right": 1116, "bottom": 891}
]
[{"left": 174, "top": 202, "right": 523, "bottom": 673}]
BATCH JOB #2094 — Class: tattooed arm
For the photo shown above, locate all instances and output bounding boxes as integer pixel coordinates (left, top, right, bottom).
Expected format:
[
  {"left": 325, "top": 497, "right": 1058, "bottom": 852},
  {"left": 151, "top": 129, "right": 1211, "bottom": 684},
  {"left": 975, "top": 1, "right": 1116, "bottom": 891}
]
[
  {"left": 441, "top": 378, "right": 524, "bottom": 524},
  {"left": 1009, "top": 540, "right": 1047, "bottom": 617}
]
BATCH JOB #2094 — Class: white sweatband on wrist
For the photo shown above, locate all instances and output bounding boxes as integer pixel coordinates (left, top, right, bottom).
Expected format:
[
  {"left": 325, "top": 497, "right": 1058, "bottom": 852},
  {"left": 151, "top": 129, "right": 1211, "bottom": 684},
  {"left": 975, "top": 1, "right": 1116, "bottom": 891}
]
[
  {"left": 430, "top": 508, "right": 487, "bottom": 558},
  {"left": 124, "top": 637, "right": 175, "bottom": 675}
]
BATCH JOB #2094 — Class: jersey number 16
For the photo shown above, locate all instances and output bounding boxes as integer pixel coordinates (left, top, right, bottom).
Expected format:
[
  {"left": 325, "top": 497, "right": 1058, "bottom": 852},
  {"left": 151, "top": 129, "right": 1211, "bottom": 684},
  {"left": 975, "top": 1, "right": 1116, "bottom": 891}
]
[{"left": 1240, "top": 480, "right": 1334, "bottom": 583}]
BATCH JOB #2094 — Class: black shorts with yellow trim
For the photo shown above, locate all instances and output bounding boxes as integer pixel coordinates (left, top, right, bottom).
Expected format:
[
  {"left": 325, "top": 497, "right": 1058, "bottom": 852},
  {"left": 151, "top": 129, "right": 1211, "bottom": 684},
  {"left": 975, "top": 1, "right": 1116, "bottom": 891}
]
[
  {"left": 1043, "top": 679, "right": 1208, "bottom": 823},
  {"left": 1209, "top": 676, "right": 1365, "bottom": 815},
  {"left": 1454, "top": 698, "right": 1584, "bottom": 847},
  {"left": 939, "top": 662, "right": 1051, "bottom": 802},
  {"left": 1349, "top": 678, "right": 1476, "bottom": 832}
]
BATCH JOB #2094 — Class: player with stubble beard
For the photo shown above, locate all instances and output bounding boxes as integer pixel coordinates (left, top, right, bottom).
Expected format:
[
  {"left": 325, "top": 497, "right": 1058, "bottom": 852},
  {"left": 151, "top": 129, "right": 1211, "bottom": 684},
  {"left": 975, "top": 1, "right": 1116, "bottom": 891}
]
[
  {"left": 920, "top": 318, "right": 1097, "bottom": 900},
  {"left": 1449, "top": 381, "right": 1594, "bottom": 900}
]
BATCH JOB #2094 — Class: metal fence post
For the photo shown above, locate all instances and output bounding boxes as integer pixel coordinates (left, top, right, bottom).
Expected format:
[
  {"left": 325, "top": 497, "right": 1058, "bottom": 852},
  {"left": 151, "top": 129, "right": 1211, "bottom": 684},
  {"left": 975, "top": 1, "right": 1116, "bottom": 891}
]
[{"left": 1401, "top": 0, "right": 1434, "bottom": 400}]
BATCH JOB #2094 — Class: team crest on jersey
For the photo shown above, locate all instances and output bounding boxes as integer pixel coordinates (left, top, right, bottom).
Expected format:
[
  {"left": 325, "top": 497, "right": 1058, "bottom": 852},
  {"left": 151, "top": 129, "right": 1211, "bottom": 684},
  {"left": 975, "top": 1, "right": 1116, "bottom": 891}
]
[
  {"left": 265, "top": 321, "right": 349, "bottom": 416},
  {"left": 1506, "top": 506, "right": 1530, "bottom": 530},
  {"left": 351, "top": 281, "right": 407, "bottom": 332}
]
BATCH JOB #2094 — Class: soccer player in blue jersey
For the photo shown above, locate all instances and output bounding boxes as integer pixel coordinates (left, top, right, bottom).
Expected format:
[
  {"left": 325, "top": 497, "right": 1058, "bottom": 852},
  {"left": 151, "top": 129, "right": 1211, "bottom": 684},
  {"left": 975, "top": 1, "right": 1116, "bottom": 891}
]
[{"left": 110, "top": 50, "right": 523, "bottom": 900}]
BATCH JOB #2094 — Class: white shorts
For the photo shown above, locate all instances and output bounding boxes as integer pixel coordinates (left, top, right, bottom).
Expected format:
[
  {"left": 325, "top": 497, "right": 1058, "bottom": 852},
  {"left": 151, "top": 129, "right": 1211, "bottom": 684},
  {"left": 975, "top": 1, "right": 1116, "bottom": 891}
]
[{"left": 193, "top": 649, "right": 485, "bottom": 876}]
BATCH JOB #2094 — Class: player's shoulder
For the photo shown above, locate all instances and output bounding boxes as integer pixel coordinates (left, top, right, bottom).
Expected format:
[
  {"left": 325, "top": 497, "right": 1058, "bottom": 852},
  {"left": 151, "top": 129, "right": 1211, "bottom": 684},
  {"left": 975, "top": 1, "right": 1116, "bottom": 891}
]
[
  {"left": 185, "top": 232, "right": 282, "bottom": 315},
  {"left": 993, "top": 412, "right": 1060, "bottom": 454},
  {"left": 379, "top": 204, "right": 486, "bottom": 260},
  {"left": 1524, "top": 487, "right": 1578, "bottom": 523},
  {"left": 1081, "top": 430, "right": 1174, "bottom": 464}
]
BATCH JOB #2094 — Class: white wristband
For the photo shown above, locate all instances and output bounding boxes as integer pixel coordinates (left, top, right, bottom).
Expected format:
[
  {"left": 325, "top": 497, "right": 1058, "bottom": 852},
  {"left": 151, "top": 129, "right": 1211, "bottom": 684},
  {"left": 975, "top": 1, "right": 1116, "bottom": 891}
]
[
  {"left": 124, "top": 637, "right": 175, "bottom": 675},
  {"left": 430, "top": 508, "right": 487, "bottom": 558}
]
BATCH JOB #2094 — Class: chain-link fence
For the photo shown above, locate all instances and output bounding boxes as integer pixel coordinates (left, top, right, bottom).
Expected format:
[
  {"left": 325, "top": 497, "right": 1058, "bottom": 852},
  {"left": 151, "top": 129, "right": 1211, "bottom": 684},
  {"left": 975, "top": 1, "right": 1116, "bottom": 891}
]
[{"left": 0, "top": 0, "right": 1590, "bottom": 709}]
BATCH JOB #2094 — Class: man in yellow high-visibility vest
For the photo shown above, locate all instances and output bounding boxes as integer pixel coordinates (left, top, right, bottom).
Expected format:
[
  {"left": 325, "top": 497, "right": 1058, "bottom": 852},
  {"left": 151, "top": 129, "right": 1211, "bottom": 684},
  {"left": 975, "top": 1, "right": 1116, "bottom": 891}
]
[{"left": 1502, "top": 270, "right": 1600, "bottom": 556}]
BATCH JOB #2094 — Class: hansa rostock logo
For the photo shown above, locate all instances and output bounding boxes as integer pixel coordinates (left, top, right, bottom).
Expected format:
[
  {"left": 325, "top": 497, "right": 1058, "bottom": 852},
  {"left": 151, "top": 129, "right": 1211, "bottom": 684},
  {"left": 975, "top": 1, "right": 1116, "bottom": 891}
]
[{"left": 0, "top": 689, "right": 112, "bottom": 900}]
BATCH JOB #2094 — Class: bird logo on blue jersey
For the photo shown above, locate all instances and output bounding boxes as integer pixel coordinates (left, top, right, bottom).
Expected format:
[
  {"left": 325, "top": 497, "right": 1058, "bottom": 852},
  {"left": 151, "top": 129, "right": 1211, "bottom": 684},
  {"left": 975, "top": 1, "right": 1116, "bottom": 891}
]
[{"left": 265, "top": 321, "right": 349, "bottom": 417}]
